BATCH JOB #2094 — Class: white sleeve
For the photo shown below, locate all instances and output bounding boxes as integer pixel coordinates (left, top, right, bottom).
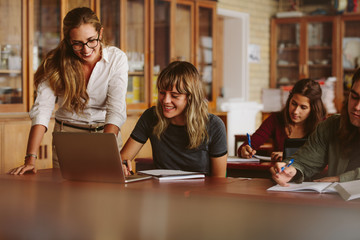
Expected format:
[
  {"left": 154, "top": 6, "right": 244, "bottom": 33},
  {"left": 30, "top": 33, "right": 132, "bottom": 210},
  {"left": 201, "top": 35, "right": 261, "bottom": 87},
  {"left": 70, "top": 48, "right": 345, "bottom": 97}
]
[
  {"left": 29, "top": 81, "right": 56, "bottom": 129},
  {"left": 105, "top": 50, "right": 128, "bottom": 128}
]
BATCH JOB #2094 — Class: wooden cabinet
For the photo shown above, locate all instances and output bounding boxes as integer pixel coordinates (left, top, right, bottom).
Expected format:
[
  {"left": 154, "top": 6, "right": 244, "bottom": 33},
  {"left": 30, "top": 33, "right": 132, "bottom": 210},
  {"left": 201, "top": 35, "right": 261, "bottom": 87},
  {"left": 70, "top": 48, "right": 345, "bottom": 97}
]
[
  {"left": 1, "top": 0, "right": 218, "bottom": 112},
  {"left": 0, "top": 0, "right": 97, "bottom": 113},
  {"left": 271, "top": 16, "right": 339, "bottom": 86},
  {"left": 271, "top": 14, "right": 360, "bottom": 112},
  {"left": 271, "top": 16, "right": 341, "bottom": 110},
  {"left": 0, "top": 117, "right": 53, "bottom": 173},
  {"left": 0, "top": 0, "right": 28, "bottom": 112},
  {"left": 340, "top": 14, "right": 360, "bottom": 105},
  {"left": 100, "top": 0, "right": 217, "bottom": 110}
]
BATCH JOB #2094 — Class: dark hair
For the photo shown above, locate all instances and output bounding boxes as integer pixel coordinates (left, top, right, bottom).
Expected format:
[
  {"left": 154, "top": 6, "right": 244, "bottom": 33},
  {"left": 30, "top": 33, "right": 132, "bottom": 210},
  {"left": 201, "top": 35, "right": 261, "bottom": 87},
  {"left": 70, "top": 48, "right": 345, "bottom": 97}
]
[
  {"left": 338, "top": 68, "right": 360, "bottom": 153},
  {"left": 281, "top": 78, "right": 327, "bottom": 136}
]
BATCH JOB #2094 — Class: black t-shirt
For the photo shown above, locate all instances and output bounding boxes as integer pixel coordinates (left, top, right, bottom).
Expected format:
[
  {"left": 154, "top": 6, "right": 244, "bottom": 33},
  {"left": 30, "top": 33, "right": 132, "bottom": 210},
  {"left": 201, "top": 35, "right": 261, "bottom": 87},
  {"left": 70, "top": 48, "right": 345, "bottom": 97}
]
[
  {"left": 130, "top": 107, "right": 227, "bottom": 174},
  {"left": 345, "top": 136, "right": 360, "bottom": 172}
]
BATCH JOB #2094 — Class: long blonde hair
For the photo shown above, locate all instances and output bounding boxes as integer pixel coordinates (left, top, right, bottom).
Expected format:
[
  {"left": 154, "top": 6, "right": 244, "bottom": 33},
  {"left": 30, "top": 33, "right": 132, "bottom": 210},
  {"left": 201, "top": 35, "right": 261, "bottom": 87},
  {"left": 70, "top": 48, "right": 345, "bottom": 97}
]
[
  {"left": 34, "top": 7, "right": 103, "bottom": 113},
  {"left": 154, "top": 61, "right": 209, "bottom": 149}
]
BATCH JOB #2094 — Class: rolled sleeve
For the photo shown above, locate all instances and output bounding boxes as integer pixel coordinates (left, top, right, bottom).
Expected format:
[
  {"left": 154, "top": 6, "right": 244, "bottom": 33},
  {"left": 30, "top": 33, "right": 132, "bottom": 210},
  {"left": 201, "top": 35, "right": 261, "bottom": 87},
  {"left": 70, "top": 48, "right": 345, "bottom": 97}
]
[
  {"left": 29, "top": 81, "right": 56, "bottom": 129},
  {"left": 105, "top": 50, "right": 128, "bottom": 128},
  {"left": 339, "top": 168, "right": 360, "bottom": 182}
]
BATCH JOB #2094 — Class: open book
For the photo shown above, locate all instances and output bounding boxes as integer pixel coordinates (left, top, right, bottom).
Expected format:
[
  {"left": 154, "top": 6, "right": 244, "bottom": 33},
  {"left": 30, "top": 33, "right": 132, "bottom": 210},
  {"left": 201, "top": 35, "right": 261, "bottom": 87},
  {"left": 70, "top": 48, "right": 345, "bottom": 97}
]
[
  {"left": 254, "top": 155, "right": 271, "bottom": 161},
  {"left": 138, "top": 169, "right": 205, "bottom": 181},
  {"left": 267, "top": 182, "right": 338, "bottom": 193},
  {"left": 227, "top": 156, "right": 259, "bottom": 163},
  {"left": 227, "top": 155, "right": 271, "bottom": 163},
  {"left": 334, "top": 179, "right": 360, "bottom": 201}
]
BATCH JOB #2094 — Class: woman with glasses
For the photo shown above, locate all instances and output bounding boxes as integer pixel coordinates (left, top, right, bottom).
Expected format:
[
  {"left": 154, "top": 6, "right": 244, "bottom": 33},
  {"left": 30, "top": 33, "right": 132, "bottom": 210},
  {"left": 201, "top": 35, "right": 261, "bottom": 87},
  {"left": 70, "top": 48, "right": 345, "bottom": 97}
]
[{"left": 10, "top": 7, "right": 128, "bottom": 175}]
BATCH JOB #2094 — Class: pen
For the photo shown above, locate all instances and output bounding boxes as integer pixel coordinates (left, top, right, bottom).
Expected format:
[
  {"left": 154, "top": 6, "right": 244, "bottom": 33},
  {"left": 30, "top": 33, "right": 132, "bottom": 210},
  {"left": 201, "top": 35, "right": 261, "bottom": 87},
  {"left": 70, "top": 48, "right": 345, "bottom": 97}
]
[
  {"left": 123, "top": 160, "right": 134, "bottom": 175},
  {"left": 280, "top": 158, "right": 294, "bottom": 173},
  {"left": 247, "top": 133, "right": 252, "bottom": 148}
]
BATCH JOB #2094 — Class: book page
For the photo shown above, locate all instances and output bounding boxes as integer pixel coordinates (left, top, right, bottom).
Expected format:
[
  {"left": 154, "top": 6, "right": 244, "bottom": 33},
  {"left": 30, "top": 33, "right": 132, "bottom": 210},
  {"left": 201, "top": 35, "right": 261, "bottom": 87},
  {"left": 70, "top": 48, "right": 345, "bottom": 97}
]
[
  {"left": 254, "top": 155, "right": 271, "bottom": 161},
  {"left": 138, "top": 169, "right": 203, "bottom": 177},
  {"left": 227, "top": 156, "right": 260, "bottom": 163},
  {"left": 267, "top": 182, "right": 335, "bottom": 193},
  {"left": 335, "top": 179, "right": 360, "bottom": 201},
  {"left": 157, "top": 174, "right": 205, "bottom": 181}
]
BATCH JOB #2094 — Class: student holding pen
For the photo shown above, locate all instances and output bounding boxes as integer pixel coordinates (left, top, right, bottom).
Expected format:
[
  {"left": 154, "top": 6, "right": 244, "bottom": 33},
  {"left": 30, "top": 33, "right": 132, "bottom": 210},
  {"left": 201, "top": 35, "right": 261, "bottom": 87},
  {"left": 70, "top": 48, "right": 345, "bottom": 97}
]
[
  {"left": 271, "top": 69, "right": 360, "bottom": 186},
  {"left": 238, "top": 78, "right": 327, "bottom": 161},
  {"left": 120, "top": 61, "right": 228, "bottom": 177}
]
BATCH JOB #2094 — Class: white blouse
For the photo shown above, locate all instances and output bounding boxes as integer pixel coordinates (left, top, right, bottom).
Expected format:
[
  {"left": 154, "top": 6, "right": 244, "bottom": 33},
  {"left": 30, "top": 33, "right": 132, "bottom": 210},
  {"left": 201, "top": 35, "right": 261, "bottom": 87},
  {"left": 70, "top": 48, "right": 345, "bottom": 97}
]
[{"left": 30, "top": 46, "right": 128, "bottom": 130}]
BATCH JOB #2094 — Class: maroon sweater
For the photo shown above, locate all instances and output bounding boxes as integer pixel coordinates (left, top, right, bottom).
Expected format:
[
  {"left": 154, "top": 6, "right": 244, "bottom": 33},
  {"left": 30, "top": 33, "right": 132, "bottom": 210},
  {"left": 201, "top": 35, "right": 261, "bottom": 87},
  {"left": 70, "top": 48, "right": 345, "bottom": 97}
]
[{"left": 238, "top": 112, "right": 287, "bottom": 156}]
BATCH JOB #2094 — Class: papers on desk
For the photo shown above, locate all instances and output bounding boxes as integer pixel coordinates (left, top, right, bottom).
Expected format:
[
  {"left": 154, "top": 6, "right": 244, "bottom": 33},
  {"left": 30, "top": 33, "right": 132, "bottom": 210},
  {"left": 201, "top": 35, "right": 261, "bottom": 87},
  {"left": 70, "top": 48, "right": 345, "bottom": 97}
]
[
  {"left": 335, "top": 179, "right": 360, "bottom": 201},
  {"left": 227, "top": 156, "right": 259, "bottom": 163},
  {"left": 268, "top": 180, "right": 360, "bottom": 201},
  {"left": 267, "top": 182, "right": 338, "bottom": 193},
  {"left": 138, "top": 169, "right": 205, "bottom": 181},
  {"left": 227, "top": 155, "right": 271, "bottom": 163},
  {"left": 253, "top": 155, "right": 271, "bottom": 161}
]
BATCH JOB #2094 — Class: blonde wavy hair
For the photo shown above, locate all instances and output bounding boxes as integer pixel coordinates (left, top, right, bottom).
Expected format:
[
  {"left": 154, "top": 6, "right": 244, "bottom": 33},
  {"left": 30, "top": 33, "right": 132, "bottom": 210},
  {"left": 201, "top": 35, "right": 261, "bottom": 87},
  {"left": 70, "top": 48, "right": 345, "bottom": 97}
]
[
  {"left": 34, "top": 7, "right": 103, "bottom": 113},
  {"left": 154, "top": 61, "right": 209, "bottom": 149}
]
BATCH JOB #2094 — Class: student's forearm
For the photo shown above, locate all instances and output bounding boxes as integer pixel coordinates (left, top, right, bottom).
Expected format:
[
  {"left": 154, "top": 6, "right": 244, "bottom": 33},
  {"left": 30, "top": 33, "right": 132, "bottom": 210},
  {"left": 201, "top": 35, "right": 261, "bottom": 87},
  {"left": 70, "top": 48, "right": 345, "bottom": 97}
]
[
  {"left": 211, "top": 155, "right": 227, "bottom": 177},
  {"left": 104, "top": 124, "right": 120, "bottom": 135},
  {"left": 120, "top": 137, "right": 144, "bottom": 161}
]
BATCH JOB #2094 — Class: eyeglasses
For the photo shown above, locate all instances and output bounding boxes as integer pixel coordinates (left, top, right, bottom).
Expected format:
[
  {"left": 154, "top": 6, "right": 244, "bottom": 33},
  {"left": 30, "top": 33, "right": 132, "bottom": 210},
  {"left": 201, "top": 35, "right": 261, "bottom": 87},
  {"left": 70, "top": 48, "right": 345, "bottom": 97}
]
[{"left": 71, "top": 35, "right": 100, "bottom": 51}]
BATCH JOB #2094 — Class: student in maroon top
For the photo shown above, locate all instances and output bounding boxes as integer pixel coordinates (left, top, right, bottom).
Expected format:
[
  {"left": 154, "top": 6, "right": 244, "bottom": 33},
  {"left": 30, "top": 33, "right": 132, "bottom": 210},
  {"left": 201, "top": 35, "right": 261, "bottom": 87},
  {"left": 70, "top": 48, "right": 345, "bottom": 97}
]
[{"left": 238, "top": 78, "right": 327, "bottom": 161}]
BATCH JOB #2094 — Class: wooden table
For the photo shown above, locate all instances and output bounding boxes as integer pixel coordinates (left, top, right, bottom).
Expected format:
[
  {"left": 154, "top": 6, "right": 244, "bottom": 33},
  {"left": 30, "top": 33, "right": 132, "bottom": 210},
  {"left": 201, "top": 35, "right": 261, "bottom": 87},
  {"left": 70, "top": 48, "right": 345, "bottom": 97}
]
[
  {"left": 0, "top": 169, "right": 359, "bottom": 240},
  {"left": 227, "top": 161, "right": 275, "bottom": 178}
]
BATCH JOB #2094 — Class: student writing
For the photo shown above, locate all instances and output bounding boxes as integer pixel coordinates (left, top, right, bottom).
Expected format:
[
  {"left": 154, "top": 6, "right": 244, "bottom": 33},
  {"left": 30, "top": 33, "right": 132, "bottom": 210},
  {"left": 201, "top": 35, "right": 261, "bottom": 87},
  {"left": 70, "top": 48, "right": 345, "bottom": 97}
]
[
  {"left": 271, "top": 69, "right": 360, "bottom": 186},
  {"left": 238, "top": 78, "right": 326, "bottom": 161}
]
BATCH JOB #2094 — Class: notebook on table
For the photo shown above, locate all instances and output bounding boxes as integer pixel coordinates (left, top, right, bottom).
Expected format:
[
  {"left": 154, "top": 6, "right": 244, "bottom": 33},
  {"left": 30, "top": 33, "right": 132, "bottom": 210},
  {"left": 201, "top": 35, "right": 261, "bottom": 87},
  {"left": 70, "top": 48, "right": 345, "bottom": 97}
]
[
  {"left": 138, "top": 169, "right": 205, "bottom": 181},
  {"left": 53, "top": 132, "right": 152, "bottom": 183}
]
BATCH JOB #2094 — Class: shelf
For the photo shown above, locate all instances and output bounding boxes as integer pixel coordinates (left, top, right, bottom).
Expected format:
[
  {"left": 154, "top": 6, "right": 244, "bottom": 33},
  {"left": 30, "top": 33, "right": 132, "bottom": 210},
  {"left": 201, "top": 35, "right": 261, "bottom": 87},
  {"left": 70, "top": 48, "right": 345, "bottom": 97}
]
[
  {"left": 308, "top": 46, "right": 332, "bottom": 50},
  {"left": 308, "top": 64, "right": 332, "bottom": 68},
  {"left": 278, "top": 47, "right": 299, "bottom": 51},
  {"left": 277, "top": 64, "right": 298, "bottom": 67},
  {"left": 0, "top": 70, "right": 21, "bottom": 74},
  {"left": 343, "top": 68, "right": 358, "bottom": 73},
  {"left": 129, "top": 71, "right": 145, "bottom": 76}
]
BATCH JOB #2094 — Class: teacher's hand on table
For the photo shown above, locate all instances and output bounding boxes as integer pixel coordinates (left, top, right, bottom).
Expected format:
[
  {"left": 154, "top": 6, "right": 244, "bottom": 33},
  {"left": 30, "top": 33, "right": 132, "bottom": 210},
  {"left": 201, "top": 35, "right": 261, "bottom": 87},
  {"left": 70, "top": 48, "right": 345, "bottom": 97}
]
[
  {"left": 240, "top": 145, "right": 256, "bottom": 158},
  {"left": 9, "top": 163, "right": 37, "bottom": 175},
  {"left": 270, "top": 162, "right": 296, "bottom": 187}
]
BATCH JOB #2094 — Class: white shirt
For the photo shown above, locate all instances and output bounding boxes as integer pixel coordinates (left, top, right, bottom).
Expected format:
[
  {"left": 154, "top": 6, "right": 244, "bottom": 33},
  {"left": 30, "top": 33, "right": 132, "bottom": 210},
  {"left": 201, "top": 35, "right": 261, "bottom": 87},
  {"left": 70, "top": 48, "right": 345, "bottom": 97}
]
[{"left": 30, "top": 46, "right": 128, "bottom": 129}]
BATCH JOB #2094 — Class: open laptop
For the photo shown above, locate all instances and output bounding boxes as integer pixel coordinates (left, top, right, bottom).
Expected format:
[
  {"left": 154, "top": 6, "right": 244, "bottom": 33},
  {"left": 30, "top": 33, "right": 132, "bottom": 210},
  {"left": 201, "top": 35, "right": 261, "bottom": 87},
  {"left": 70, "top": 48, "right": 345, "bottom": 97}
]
[
  {"left": 53, "top": 132, "right": 152, "bottom": 183},
  {"left": 283, "top": 138, "right": 307, "bottom": 159}
]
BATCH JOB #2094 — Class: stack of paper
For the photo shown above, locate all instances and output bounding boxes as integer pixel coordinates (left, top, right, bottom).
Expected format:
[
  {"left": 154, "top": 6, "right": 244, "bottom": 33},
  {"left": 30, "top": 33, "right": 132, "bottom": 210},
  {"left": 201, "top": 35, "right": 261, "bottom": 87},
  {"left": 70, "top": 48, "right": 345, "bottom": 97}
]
[
  {"left": 138, "top": 169, "right": 205, "bottom": 181},
  {"left": 335, "top": 180, "right": 360, "bottom": 201},
  {"left": 267, "top": 182, "right": 338, "bottom": 193},
  {"left": 227, "top": 156, "right": 260, "bottom": 163},
  {"left": 268, "top": 180, "right": 360, "bottom": 201}
]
